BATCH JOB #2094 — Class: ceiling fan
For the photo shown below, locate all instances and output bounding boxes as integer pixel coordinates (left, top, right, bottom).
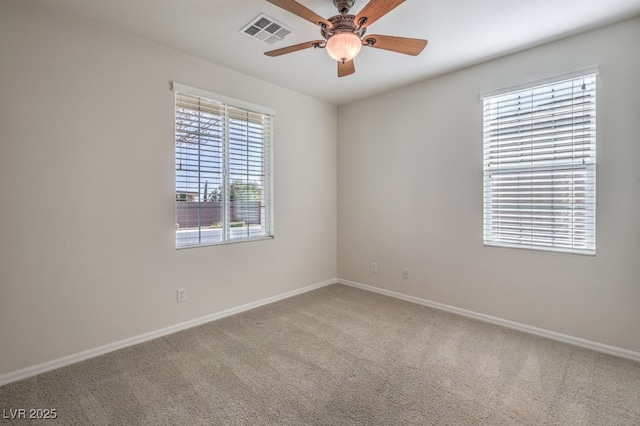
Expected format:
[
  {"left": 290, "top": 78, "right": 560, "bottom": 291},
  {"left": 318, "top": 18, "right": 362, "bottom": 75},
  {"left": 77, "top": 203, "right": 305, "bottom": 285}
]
[{"left": 264, "top": 0, "right": 428, "bottom": 77}]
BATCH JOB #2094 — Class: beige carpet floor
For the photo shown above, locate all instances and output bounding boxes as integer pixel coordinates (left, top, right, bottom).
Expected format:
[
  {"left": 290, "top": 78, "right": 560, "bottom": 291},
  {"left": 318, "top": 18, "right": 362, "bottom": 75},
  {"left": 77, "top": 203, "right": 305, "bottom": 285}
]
[{"left": 1, "top": 284, "right": 639, "bottom": 425}]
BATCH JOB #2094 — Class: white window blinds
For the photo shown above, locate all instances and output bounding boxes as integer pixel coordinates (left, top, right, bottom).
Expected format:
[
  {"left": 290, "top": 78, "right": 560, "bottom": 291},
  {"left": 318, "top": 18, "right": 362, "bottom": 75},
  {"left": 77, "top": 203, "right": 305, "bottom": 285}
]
[
  {"left": 173, "top": 83, "right": 274, "bottom": 248},
  {"left": 482, "top": 71, "right": 596, "bottom": 255}
]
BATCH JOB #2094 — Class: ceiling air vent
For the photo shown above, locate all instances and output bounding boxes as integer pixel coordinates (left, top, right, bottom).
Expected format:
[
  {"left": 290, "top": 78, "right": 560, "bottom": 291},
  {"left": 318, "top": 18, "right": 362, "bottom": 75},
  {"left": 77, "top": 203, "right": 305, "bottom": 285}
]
[{"left": 241, "top": 14, "right": 292, "bottom": 45}]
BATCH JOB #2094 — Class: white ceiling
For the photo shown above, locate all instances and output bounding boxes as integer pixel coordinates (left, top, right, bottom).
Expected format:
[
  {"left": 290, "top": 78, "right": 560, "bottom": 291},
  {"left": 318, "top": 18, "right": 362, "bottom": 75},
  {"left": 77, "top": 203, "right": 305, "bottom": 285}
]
[{"left": 36, "top": 0, "right": 640, "bottom": 105}]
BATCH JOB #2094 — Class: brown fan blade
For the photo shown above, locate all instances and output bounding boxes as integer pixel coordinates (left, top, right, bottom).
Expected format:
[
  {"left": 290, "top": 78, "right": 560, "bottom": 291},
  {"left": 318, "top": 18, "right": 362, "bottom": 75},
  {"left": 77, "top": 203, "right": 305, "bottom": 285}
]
[
  {"left": 264, "top": 40, "right": 325, "bottom": 57},
  {"left": 355, "top": 0, "right": 405, "bottom": 27},
  {"left": 267, "top": 0, "right": 331, "bottom": 27},
  {"left": 363, "top": 35, "right": 427, "bottom": 56},
  {"left": 337, "top": 59, "right": 355, "bottom": 77}
]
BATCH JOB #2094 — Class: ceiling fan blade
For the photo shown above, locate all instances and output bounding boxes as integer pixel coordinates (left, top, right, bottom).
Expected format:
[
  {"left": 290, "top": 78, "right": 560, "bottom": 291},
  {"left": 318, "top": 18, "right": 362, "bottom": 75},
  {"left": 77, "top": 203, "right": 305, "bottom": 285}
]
[
  {"left": 363, "top": 35, "right": 428, "bottom": 56},
  {"left": 266, "top": 0, "right": 331, "bottom": 27},
  {"left": 264, "top": 40, "right": 325, "bottom": 57},
  {"left": 356, "top": 0, "right": 405, "bottom": 27},
  {"left": 338, "top": 59, "right": 355, "bottom": 77}
]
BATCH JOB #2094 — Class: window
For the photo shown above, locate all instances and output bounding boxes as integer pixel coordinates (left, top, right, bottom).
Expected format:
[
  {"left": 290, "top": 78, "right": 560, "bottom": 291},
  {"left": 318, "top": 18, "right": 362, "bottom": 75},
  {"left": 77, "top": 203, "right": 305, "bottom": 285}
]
[
  {"left": 173, "top": 83, "right": 274, "bottom": 248},
  {"left": 482, "top": 68, "right": 597, "bottom": 255}
]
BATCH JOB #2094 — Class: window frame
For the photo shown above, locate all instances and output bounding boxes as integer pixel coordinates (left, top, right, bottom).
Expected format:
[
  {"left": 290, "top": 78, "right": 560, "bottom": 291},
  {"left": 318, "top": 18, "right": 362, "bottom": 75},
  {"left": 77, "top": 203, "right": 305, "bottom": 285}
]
[
  {"left": 481, "top": 67, "right": 597, "bottom": 255},
  {"left": 173, "top": 82, "right": 275, "bottom": 249}
]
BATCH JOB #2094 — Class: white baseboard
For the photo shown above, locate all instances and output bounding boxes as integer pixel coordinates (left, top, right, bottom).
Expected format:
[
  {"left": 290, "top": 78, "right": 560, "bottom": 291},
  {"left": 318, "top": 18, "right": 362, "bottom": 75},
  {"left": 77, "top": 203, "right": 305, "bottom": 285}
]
[
  {"left": 4, "top": 277, "right": 636, "bottom": 387},
  {"left": 0, "top": 279, "right": 337, "bottom": 387},
  {"left": 338, "top": 278, "right": 640, "bottom": 363}
]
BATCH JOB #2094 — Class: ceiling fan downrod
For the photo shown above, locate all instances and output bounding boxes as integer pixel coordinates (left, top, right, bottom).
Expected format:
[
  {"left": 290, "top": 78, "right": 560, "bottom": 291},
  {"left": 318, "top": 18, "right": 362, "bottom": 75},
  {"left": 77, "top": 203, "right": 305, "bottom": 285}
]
[{"left": 333, "top": 0, "right": 355, "bottom": 15}]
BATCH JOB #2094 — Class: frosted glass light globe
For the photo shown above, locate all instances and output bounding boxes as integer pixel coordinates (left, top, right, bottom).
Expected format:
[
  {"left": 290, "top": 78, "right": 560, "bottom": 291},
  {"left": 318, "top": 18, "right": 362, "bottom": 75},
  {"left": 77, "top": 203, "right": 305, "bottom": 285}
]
[{"left": 326, "top": 33, "right": 362, "bottom": 63}]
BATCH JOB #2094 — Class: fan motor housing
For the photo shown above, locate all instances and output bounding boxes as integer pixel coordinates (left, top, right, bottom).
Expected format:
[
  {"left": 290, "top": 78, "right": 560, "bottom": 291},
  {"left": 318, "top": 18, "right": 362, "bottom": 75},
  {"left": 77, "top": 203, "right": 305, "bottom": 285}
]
[{"left": 322, "top": 14, "right": 366, "bottom": 40}]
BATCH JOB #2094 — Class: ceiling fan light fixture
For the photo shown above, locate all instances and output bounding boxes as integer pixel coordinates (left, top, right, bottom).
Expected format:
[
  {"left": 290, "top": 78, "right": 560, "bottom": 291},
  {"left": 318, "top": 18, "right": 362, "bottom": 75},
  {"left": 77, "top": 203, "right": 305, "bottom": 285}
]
[{"left": 326, "top": 32, "right": 362, "bottom": 63}]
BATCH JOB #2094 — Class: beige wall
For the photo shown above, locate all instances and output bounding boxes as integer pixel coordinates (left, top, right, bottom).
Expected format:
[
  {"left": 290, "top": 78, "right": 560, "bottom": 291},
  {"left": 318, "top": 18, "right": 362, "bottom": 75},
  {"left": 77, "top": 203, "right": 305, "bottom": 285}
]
[
  {"left": 0, "top": 1, "right": 337, "bottom": 376},
  {"left": 338, "top": 17, "right": 640, "bottom": 353}
]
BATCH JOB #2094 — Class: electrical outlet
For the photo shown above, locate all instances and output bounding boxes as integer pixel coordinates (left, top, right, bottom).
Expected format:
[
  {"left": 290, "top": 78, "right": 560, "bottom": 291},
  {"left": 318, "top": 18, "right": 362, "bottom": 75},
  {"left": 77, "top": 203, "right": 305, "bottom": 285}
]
[
  {"left": 371, "top": 262, "right": 378, "bottom": 273},
  {"left": 402, "top": 268, "right": 409, "bottom": 279},
  {"left": 177, "top": 288, "right": 187, "bottom": 303}
]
